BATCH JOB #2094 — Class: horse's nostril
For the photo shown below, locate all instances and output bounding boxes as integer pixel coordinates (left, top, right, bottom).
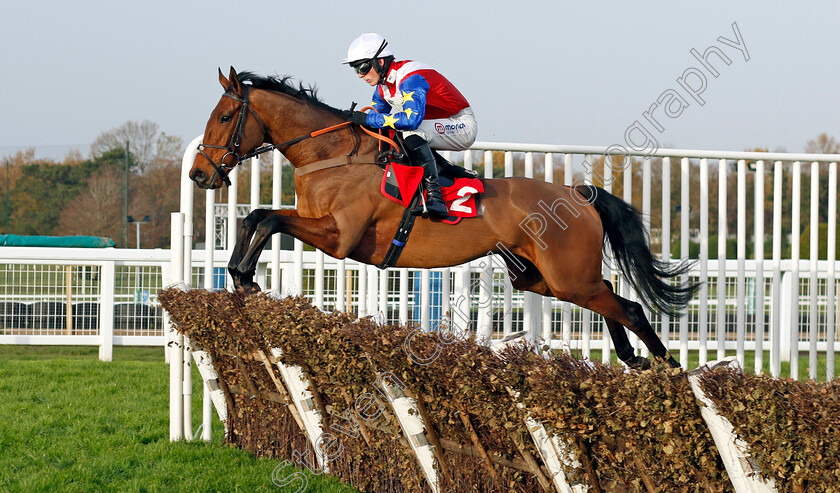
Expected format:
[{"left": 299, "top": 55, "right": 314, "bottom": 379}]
[{"left": 190, "top": 169, "right": 205, "bottom": 182}]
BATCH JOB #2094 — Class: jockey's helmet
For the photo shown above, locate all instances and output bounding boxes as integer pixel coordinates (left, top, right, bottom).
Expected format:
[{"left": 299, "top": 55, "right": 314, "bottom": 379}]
[
  {"left": 343, "top": 33, "right": 393, "bottom": 82},
  {"left": 343, "top": 33, "right": 393, "bottom": 64}
]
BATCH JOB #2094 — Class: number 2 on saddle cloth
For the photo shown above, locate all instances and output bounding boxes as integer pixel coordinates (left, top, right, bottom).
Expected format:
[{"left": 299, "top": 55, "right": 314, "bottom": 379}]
[{"left": 380, "top": 155, "right": 483, "bottom": 225}]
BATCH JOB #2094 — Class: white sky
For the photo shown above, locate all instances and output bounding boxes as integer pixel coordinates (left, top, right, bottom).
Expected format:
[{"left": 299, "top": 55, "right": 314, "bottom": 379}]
[{"left": 2, "top": 0, "right": 838, "bottom": 161}]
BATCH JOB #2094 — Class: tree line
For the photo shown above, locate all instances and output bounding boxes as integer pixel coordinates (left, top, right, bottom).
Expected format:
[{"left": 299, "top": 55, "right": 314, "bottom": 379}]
[{"left": 2, "top": 121, "right": 203, "bottom": 248}]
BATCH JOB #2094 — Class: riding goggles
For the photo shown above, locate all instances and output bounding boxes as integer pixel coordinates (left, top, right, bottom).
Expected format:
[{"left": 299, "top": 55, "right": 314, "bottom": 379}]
[{"left": 352, "top": 60, "right": 373, "bottom": 75}]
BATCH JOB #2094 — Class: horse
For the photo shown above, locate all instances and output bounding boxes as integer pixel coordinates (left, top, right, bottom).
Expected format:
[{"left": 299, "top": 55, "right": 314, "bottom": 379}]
[{"left": 189, "top": 67, "right": 698, "bottom": 369}]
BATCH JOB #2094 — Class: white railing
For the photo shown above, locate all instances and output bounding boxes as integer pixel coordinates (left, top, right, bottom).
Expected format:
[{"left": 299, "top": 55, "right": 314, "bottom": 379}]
[{"left": 0, "top": 248, "right": 172, "bottom": 361}]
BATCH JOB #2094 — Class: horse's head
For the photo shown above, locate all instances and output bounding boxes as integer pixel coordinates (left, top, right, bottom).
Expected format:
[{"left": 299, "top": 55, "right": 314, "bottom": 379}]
[{"left": 190, "top": 67, "right": 267, "bottom": 189}]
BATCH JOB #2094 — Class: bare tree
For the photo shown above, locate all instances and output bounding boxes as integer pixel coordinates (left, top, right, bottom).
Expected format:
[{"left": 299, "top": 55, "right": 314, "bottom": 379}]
[
  {"left": 128, "top": 160, "right": 185, "bottom": 248},
  {"left": 90, "top": 120, "right": 184, "bottom": 174},
  {"left": 805, "top": 133, "right": 840, "bottom": 154},
  {"left": 58, "top": 169, "right": 123, "bottom": 240},
  {"left": 63, "top": 148, "right": 85, "bottom": 165},
  {"left": 154, "top": 132, "right": 184, "bottom": 168}
]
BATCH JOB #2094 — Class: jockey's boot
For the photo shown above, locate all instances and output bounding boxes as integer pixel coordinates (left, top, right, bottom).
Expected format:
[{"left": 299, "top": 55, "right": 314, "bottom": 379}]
[{"left": 405, "top": 135, "right": 449, "bottom": 219}]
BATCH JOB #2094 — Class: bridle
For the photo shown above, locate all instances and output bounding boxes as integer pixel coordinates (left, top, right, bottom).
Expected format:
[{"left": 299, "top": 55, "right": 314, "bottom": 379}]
[{"left": 196, "top": 84, "right": 266, "bottom": 187}]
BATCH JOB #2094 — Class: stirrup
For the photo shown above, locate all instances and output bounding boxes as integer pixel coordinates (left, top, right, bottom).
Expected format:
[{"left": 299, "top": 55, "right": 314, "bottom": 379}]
[{"left": 411, "top": 195, "right": 448, "bottom": 218}]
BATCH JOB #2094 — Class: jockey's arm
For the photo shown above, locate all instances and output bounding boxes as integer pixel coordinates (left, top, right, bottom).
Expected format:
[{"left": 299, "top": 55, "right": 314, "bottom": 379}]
[
  {"left": 364, "top": 74, "right": 428, "bottom": 131},
  {"left": 370, "top": 90, "right": 391, "bottom": 115}
]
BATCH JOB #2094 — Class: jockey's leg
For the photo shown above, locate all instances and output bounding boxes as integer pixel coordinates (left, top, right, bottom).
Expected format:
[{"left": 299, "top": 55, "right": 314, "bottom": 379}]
[{"left": 404, "top": 134, "right": 449, "bottom": 219}]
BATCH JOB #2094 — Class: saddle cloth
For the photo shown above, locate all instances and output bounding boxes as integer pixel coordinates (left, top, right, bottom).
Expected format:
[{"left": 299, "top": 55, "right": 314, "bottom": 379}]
[{"left": 380, "top": 162, "right": 483, "bottom": 225}]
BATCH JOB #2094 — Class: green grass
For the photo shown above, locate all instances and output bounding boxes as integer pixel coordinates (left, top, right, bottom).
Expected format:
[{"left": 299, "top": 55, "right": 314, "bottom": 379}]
[{"left": 0, "top": 345, "right": 359, "bottom": 493}]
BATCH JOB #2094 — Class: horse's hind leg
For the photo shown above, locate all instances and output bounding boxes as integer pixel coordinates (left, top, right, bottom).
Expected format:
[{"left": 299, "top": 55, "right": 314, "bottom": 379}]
[
  {"left": 502, "top": 254, "right": 552, "bottom": 296},
  {"left": 579, "top": 281, "right": 679, "bottom": 368},
  {"left": 599, "top": 280, "right": 656, "bottom": 369},
  {"left": 502, "top": 255, "right": 674, "bottom": 367}
]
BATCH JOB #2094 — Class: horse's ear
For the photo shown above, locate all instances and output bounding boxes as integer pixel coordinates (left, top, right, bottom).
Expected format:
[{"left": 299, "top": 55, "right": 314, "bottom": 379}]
[
  {"left": 219, "top": 67, "right": 231, "bottom": 91},
  {"left": 228, "top": 66, "right": 243, "bottom": 96}
]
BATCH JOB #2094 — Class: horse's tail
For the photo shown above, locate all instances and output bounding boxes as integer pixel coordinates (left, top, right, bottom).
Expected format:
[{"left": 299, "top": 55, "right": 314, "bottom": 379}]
[{"left": 576, "top": 185, "right": 700, "bottom": 317}]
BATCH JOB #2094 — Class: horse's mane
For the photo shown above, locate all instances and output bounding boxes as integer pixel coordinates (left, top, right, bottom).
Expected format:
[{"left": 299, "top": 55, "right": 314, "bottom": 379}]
[{"left": 237, "top": 71, "right": 345, "bottom": 116}]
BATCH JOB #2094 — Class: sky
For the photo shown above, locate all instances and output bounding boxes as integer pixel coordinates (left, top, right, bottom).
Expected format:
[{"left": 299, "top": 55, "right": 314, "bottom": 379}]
[{"left": 2, "top": 1, "right": 839, "bottom": 162}]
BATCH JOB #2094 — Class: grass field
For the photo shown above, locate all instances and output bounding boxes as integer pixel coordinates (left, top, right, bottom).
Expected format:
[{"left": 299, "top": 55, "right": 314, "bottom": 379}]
[{"left": 0, "top": 345, "right": 358, "bottom": 493}]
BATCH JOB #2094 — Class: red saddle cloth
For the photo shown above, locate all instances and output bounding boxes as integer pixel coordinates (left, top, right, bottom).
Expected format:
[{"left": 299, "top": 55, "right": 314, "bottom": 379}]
[{"left": 380, "top": 162, "right": 483, "bottom": 224}]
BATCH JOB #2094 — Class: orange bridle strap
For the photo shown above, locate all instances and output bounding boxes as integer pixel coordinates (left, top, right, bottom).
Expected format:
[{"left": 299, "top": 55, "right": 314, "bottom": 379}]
[{"left": 240, "top": 109, "right": 399, "bottom": 161}]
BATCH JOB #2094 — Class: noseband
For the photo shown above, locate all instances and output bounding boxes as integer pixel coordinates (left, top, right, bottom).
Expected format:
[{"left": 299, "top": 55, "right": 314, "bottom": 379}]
[{"left": 196, "top": 85, "right": 266, "bottom": 187}]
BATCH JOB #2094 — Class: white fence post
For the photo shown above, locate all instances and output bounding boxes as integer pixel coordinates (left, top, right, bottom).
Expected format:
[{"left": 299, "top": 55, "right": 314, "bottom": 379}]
[
  {"left": 779, "top": 271, "right": 792, "bottom": 364},
  {"left": 183, "top": 337, "right": 193, "bottom": 441},
  {"left": 680, "top": 157, "right": 690, "bottom": 366},
  {"left": 771, "top": 161, "right": 784, "bottom": 377},
  {"left": 790, "top": 162, "right": 801, "bottom": 380},
  {"left": 754, "top": 160, "right": 765, "bottom": 375},
  {"left": 169, "top": 212, "right": 186, "bottom": 441},
  {"left": 828, "top": 162, "right": 837, "bottom": 380},
  {"left": 98, "top": 260, "right": 115, "bottom": 362},
  {"left": 698, "top": 158, "right": 709, "bottom": 366},
  {"left": 736, "top": 160, "right": 747, "bottom": 367},
  {"left": 716, "top": 159, "right": 727, "bottom": 361},
  {"left": 808, "top": 162, "right": 820, "bottom": 380}
]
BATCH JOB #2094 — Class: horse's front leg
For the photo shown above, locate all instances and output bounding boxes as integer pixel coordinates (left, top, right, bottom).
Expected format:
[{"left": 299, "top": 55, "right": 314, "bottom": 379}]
[
  {"left": 229, "top": 209, "right": 343, "bottom": 293},
  {"left": 228, "top": 208, "right": 281, "bottom": 291}
]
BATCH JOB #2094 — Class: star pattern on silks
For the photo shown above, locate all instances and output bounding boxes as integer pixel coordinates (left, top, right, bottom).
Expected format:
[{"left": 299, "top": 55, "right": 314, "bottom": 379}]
[
  {"left": 383, "top": 114, "right": 399, "bottom": 129},
  {"left": 402, "top": 91, "right": 415, "bottom": 104},
  {"left": 403, "top": 108, "right": 416, "bottom": 119}
]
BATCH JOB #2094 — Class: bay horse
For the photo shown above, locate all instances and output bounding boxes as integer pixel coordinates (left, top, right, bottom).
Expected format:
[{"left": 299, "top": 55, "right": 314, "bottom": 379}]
[{"left": 189, "top": 67, "right": 698, "bottom": 369}]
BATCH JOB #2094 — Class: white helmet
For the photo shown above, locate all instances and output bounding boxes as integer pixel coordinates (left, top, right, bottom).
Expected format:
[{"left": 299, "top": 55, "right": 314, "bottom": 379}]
[{"left": 343, "top": 33, "right": 393, "bottom": 64}]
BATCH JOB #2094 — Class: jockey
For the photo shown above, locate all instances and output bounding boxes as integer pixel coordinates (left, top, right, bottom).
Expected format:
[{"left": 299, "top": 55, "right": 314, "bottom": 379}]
[{"left": 342, "top": 33, "right": 478, "bottom": 219}]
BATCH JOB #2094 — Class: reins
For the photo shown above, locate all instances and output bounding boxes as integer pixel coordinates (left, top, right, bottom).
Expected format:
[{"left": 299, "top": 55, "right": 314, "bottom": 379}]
[
  {"left": 291, "top": 119, "right": 406, "bottom": 176},
  {"left": 199, "top": 94, "right": 401, "bottom": 184},
  {"left": 239, "top": 121, "right": 353, "bottom": 161},
  {"left": 239, "top": 107, "right": 400, "bottom": 162}
]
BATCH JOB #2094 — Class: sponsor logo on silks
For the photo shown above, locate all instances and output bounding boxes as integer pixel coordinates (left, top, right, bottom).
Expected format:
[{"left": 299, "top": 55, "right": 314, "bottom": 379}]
[{"left": 435, "top": 122, "right": 468, "bottom": 134}]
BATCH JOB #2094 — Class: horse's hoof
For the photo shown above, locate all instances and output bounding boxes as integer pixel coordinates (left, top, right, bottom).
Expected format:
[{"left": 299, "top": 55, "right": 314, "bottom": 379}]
[
  {"left": 236, "top": 282, "right": 262, "bottom": 295},
  {"left": 625, "top": 356, "right": 651, "bottom": 370}
]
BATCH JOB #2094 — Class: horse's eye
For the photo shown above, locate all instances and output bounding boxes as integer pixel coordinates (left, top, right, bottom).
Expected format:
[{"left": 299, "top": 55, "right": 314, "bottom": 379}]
[{"left": 220, "top": 114, "right": 232, "bottom": 123}]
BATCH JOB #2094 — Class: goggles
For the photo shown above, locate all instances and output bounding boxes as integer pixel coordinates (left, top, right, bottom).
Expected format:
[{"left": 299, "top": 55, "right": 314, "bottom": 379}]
[{"left": 352, "top": 60, "right": 373, "bottom": 75}]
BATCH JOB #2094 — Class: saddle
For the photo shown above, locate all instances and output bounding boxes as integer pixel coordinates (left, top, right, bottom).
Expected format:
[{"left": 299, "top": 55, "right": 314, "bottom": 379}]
[
  {"left": 374, "top": 131, "right": 483, "bottom": 268},
  {"left": 433, "top": 150, "right": 480, "bottom": 180},
  {"left": 380, "top": 147, "right": 483, "bottom": 225}
]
